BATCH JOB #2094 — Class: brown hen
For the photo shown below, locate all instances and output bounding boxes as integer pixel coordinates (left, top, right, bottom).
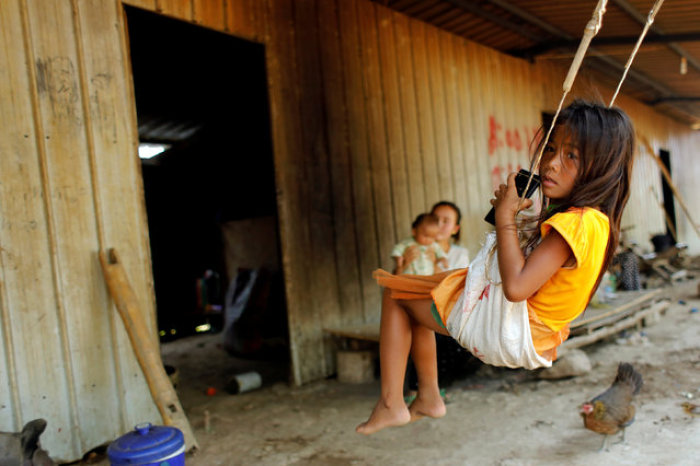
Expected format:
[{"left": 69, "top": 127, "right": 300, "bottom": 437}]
[{"left": 580, "top": 362, "right": 643, "bottom": 450}]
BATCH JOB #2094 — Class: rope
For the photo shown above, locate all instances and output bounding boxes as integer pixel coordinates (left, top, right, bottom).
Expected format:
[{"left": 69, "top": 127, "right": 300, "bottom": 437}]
[
  {"left": 609, "top": 0, "right": 666, "bottom": 107},
  {"left": 518, "top": 0, "right": 608, "bottom": 208},
  {"left": 518, "top": 0, "right": 667, "bottom": 209}
]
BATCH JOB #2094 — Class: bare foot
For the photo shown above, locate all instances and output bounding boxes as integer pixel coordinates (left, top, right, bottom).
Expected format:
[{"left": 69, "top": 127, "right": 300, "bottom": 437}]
[
  {"left": 356, "top": 399, "right": 411, "bottom": 435},
  {"left": 408, "top": 392, "right": 446, "bottom": 423}
]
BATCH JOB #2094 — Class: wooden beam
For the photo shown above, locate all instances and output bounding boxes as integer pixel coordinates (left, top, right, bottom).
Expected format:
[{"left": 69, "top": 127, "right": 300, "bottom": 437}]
[
  {"left": 612, "top": 0, "right": 700, "bottom": 74},
  {"left": 485, "top": 0, "right": 677, "bottom": 99},
  {"left": 512, "top": 32, "right": 700, "bottom": 59},
  {"left": 445, "top": 0, "right": 544, "bottom": 43}
]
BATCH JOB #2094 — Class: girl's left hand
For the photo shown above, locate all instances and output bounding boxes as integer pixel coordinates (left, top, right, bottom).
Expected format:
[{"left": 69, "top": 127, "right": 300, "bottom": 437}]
[{"left": 490, "top": 172, "right": 533, "bottom": 224}]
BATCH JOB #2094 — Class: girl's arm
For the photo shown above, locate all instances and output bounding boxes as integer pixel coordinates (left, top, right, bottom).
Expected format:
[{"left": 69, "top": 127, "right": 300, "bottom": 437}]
[{"left": 492, "top": 172, "right": 573, "bottom": 302}]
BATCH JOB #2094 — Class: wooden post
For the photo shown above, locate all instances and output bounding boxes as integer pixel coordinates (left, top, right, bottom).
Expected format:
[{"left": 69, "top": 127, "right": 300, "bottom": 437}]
[
  {"left": 638, "top": 134, "right": 700, "bottom": 240},
  {"left": 99, "top": 248, "right": 198, "bottom": 451}
]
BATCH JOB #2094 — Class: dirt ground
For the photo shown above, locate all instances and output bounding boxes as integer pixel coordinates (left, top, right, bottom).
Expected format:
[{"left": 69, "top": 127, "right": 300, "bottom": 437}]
[{"left": 87, "top": 279, "right": 700, "bottom": 465}]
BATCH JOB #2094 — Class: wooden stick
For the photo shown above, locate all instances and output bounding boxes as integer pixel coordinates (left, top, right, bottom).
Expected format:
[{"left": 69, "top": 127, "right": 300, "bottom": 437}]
[
  {"left": 638, "top": 133, "right": 700, "bottom": 240},
  {"left": 99, "top": 248, "right": 198, "bottom": 451}
]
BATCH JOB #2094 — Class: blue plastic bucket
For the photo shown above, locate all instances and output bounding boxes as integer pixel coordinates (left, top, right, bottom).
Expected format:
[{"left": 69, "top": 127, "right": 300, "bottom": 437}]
[{"left": 108, "top": 423, "right": 185, "bottom": 466}]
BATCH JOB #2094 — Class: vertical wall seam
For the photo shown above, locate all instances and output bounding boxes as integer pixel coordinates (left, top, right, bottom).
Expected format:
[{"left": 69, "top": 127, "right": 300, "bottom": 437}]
[
  {"left": 71, "top": 0, "right": 105, "bottom": 246},
  {"left": 19, "top": 0, "right": 82, "bottom": 456},
  {"left": 0, "top": 219, "right": 21, "bottom": 431},
  {"left": 0, "top": 1, "right": 23, "bottom": 422},
  {"left": 222, "top": 0, "right": 229, "bottom": 32}
]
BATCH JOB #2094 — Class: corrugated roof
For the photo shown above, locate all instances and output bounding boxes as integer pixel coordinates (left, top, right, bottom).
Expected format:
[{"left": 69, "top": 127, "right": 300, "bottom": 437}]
[{"left": 373, "top": 0, "right": 700, "bottom": 127}]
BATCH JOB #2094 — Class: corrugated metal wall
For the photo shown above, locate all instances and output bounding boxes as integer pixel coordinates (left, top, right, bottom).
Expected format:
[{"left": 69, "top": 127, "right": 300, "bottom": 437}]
[{"left": 1, "top": 0, "right": 698, "bottom": 460}]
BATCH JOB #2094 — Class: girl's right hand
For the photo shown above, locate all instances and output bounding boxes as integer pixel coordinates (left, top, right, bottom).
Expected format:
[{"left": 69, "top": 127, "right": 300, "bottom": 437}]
[{"left": 490, "top": 172, "right": 533, "bottom": 225}]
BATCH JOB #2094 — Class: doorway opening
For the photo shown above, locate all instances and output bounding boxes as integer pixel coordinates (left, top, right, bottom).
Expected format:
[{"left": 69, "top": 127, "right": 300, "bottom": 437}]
[
  {"left": 125, "top": 6, "right": 290, "bottom": 389},
  {"left": 658, "top": 149, "right": 677, "bottom": 240}
]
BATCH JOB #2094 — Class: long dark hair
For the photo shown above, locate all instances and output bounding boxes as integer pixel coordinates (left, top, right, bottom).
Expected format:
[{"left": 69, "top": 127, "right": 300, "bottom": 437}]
[
  {"left": 431, "top": 201, "right": 462, "bottom": 242},
  {"left": 528, "top": 99, "right": 635, "bottom": 299}
]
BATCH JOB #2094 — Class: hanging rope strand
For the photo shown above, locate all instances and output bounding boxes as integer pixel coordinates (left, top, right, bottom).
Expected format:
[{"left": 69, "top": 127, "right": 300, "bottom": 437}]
[
  {"left": 519, "top": 0, "right": 609, "bottom": 207},
  {"left": 609, "top": 0, "right": 666, "bottom": 107}
]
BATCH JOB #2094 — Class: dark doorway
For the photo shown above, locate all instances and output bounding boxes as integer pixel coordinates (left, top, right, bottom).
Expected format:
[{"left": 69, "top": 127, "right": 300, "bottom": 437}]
[
  {"left": 124, "top": 5, "right": 289, "bottom": 375},
  {"left": 658, "top": 149, "right": 677, "bottom": 239}
]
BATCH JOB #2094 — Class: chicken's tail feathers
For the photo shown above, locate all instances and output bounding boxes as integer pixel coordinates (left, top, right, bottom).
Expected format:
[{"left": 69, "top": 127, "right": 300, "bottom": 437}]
[{"left": 616, "top": 362, "right": 643, "bottom": 395}]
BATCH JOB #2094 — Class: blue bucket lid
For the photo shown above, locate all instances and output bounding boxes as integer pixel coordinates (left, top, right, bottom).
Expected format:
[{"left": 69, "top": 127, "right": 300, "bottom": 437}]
[{"left": 108, "top": 423, "right": 184, "bottom": 464}]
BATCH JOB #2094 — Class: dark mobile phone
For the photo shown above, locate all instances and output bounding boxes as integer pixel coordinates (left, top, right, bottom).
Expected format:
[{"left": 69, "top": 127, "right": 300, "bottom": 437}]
[{"left": 484, "top": 169, "right": 541, "bottom": 225}]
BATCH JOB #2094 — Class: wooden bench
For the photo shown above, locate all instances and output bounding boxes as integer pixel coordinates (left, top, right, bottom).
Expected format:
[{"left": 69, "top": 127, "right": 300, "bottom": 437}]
[
  {"left": 324, "top": 323, "right": 380, "bottom": 383},
  {"left": 324, "top": 323, "right": 380, "bottom": 350}
]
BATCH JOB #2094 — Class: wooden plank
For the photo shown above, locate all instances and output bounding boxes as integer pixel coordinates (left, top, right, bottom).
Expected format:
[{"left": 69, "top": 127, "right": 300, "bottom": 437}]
[
  {"left": 480, "top": 47, "right": 504, "bottom": 196},
  {"left": 499, "top": 57, "right": 521, "bottom": 175},
  {"left": 487, "top": 48, "right": 509, "bottom": 190},
  {"left": 337, "top": 0, "right": 382, "bottom": 321},
  {"left": 324, "top": 323, "right": 380, "bottom": 342},
  {"left": 462, "top": 42, "right": 493, "bottom": 250},
  {"left": 376, "top": 5, "right": 411, "bottom": 242},
  {"left": 439, "top": 29, "right": 468, "bottom": 225},
  {"left": 392, "top": 11, "right": 427, "bottom": 213},
  {"left": 357, "top": 1, "right": 396, "bottom": 269},
  {"left": 452, "top": 36, "right": 484, "bottom": 250},
  {"left": 79, "top": 0, "right": 162, "bottom": 434},
  {"left": 156, "top": 0, "right": 192, "bottom": 19},
  {"left": 292, "top": 0, "right": 341, "bottom": 376},
  {"left": 264, "top": 0, "right": 322, "bottom": 385},
  {"left": 409, "top": 20, "right": 441, "bottom": 209},
  {"left": 193, "top": 0, "right": 225, "bottom": 30},
  {"left": 0, "top": 0, "right": 74, "bottom": 441},
  {"left": 22, "top": 0, "right": 108, "bottom": 457},
  {"left": 316, "top": 0, "right": 364, "bottom": 326},
  {"left": 424, "top": 24, "right": 454, "bottom": 203}
]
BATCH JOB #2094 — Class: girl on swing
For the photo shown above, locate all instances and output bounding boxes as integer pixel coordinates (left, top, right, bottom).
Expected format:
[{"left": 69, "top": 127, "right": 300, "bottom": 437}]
[{"left": 357, "top": 100, "right": 635, "bottom": 434}]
